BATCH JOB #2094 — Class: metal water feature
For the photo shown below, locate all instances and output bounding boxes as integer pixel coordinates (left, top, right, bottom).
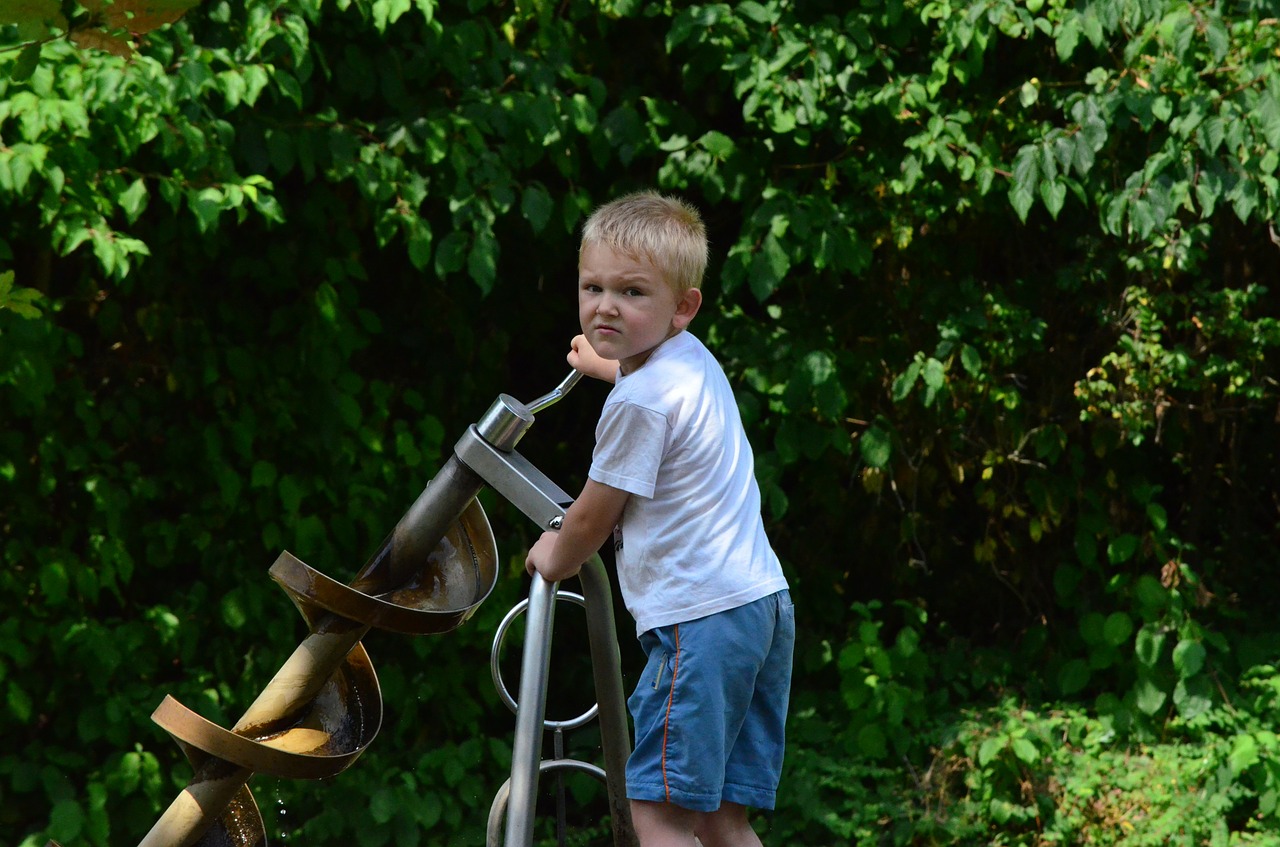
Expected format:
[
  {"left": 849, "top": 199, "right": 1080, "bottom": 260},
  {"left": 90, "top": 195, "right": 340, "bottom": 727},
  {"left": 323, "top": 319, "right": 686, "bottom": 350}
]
[{"left": 47, "top": 371, "right": 636, "bottom": 847}]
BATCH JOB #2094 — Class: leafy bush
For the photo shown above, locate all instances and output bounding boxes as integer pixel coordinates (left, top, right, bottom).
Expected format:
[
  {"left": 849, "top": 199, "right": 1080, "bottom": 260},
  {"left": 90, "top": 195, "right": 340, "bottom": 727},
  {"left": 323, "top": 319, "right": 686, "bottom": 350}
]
[{"left": 2, "top": 0, "right": 1279, "bottom": 844}]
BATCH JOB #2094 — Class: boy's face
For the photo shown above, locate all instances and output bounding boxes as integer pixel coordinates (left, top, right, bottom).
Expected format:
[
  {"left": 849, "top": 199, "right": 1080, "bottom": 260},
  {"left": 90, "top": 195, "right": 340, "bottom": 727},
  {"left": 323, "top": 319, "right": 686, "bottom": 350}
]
[{"left": 578, "top": 243, "right": 701, "bottom": 376}]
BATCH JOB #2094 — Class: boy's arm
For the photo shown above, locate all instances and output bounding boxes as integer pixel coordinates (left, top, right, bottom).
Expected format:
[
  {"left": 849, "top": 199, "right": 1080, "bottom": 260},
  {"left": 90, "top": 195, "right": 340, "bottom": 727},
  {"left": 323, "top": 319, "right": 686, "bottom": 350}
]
[
  {"left": 568, "top": 334, "right": 618, "bottom": 383},
  {"left": 525, "top": 479, "right": 629, "bottom": 582}
]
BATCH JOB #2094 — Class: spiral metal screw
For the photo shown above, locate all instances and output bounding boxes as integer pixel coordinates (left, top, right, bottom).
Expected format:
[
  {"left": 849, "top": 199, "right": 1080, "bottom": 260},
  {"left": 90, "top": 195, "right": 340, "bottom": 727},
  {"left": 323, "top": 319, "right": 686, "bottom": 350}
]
[
  {"left": 71, "top": 494, "right": 498, "bottom": 847},
  {"left": 45, "top": 372, "right": 594, "bottom": 847}
]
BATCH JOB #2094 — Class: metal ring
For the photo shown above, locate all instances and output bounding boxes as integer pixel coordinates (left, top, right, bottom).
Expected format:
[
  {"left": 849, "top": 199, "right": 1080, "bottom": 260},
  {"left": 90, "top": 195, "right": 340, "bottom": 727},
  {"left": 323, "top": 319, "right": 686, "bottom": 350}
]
[
  {"left": 490, "top": 590, "right": 600, "bottom": 731},
  {"left": 485, "top": 758, "right": 609, "bottom": 847}
]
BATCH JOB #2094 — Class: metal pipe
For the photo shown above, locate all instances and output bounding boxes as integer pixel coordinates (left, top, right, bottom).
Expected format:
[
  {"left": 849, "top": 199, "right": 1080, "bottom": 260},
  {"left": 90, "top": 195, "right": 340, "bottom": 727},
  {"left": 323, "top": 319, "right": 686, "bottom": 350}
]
[
  {"left": 578, "top": 555, "right": 637, "bottom": 847},
  {"left": 503, "top": 574, "right": 560, "bottom": 847}
]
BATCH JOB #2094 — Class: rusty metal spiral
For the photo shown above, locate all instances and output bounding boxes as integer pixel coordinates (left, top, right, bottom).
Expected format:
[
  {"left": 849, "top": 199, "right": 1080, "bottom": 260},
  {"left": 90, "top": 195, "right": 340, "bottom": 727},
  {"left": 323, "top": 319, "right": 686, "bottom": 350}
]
[
  {"left": 47, "top": 375, "right": 596, "bottom": 847},
  {"left": 59, "top": 478, "right": 499, "bottom": 847}
]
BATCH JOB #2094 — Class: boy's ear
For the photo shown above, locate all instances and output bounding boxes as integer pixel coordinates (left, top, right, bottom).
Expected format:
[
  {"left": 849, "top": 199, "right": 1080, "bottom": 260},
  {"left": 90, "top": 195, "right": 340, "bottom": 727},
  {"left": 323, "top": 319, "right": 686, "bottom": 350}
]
[{"left": 672, "top": 288, "right": 702, "bottom": 329}]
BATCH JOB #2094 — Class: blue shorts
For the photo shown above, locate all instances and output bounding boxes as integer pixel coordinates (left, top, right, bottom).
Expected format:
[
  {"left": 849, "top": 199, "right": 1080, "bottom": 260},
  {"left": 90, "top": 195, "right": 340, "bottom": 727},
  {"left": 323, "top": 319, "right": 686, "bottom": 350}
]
[{"left": 625, "top": 590, "right": 794, "bottom": 813}]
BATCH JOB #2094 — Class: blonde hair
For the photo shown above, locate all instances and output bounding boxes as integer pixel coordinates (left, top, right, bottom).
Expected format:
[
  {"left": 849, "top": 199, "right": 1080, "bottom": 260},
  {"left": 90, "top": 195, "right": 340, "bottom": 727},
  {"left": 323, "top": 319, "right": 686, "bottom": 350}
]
[{"left": 580, "top": 191, "right": 708, "bottom": 295}]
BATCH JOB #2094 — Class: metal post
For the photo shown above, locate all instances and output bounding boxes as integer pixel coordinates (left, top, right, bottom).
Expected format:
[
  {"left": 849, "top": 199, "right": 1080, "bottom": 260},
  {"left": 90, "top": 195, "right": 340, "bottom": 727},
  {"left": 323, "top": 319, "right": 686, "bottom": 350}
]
[
  {"left": 578, "top": 557, "right": 637, "bottom": 847},
  {"left": 503, "top": 574, "right": 559, "bottom": 847}
]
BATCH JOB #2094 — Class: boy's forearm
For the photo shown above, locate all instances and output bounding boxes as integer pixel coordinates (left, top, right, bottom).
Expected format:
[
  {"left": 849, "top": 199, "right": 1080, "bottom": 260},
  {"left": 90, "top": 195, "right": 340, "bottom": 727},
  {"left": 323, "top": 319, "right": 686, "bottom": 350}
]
[
  {"left": 568, "top": 334, "right": 619, "bottom": 383},
  {"left": 528, "top": 480, "right": 628, "bottom": 581},
  {"left": 544, "top": 519, "right": 611, "bottom": 580}
]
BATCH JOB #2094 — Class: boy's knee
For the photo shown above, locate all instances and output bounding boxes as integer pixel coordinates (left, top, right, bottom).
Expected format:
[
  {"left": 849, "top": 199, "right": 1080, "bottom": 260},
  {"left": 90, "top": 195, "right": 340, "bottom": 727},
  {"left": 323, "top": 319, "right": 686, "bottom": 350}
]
[
  {"left": 693, "top": 803, "right": 761, "bottom": 847},
  {"left": 630, "top": 799, "right": 697, "bottom": 846}
]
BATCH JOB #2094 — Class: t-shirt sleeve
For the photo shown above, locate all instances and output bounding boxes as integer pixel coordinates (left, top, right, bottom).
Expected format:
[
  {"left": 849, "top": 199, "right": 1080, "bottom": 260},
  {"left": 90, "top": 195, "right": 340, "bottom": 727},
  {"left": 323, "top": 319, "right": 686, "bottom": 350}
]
[{"left": 588, "top": 400, "right": 668, "bottom": 499}]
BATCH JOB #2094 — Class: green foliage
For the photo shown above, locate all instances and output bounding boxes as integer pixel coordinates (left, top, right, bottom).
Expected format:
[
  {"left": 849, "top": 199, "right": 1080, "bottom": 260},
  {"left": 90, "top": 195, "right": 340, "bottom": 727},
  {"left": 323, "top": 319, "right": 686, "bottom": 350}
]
[
  {"left": 2, "top": 0, "right": 1279, "bottom": 843},
  {"left": 774, "top": 679, "right": 1280, "bottom": 846},
  {"left": 0, "top": 269, "right": 43, "bottom": 317}
]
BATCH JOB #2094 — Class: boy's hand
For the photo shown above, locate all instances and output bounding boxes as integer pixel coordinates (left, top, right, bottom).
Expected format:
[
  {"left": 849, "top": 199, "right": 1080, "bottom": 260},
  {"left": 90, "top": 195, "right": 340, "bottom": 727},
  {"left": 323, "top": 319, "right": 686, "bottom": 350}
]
[
  {"left": 524, "top": 480, "right": 628, "bottom": 582},
  {"left": 526, "top": 530, "right": 578, "bottom": 580},
  {"left": 568, "top": 334, "right": 618, "bottom": 383}
]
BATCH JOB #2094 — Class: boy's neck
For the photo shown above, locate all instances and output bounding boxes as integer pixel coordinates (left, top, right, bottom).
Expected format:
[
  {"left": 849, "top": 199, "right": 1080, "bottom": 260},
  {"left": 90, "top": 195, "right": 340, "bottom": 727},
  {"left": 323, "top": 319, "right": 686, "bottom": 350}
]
[{"left": 620, "top": 328, "right": 686, "bottom": 377}]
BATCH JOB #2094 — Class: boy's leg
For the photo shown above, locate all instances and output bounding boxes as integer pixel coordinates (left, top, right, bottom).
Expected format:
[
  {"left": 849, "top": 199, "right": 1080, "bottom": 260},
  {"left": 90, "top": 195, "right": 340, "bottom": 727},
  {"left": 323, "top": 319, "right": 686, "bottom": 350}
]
[
  {"left": 694, "top": 801, "right": 763, "bottom": 847},
  {"left": 630, "top": 799, "right": 697, "bottom": 847}
]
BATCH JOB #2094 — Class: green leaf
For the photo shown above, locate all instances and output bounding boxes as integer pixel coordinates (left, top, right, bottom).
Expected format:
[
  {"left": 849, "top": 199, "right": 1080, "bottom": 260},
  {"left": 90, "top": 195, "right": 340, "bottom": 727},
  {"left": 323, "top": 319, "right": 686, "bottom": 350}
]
[
  {"left": 118, "top": 178, "right": 148, "bottom": 224},
  {"left": 468, "top": 231, "right": 498, "bottom": 294},
  {"left": 1055, "top": 14, "right": 1080, "bottom": 60},
  {"left": 220, "top": 591, "right": 248, "bottom": 629},
  {"left": 1, "top": 0, "right": 65, "bottom": 37},
  {"left": 1059, "top": 660, "right": 1090, "bottom": 695},
  {"left": 1229, "top": 733, "right": 1261, "bottom": 776},
  {"left": 1102, "top": 612, "right": 1133, "bottom": 647},
  {"left": 1204, "top": 17, "right": 1229, "bottom": 62},
  {"left": 749, "top": 233, "right": 790, "bottom": 301},
  {"left": 279, "top": 475, "right": 306, "bottom": 513},
  {"left": 1173, "top": 675, "right": 1213, "bottom": 719},
  {"left": 1010, "top": 737, "right": 1038, "bottom": 765},
  {"left": 369, "top": 787, "right": 396, "bottom": 824},
  {"left": 978, "top": 735, "right": 1005, "bottom": 766},
  {"left": 1145, "top": 502, "right": 1167, "bottom": 532},
  {"left": 1078, "top": 612, "right": 1106, "bottom": 646},
  {"left": 860, "top": 425, "right": 891, "bottom": 469},
  {"left": 1106, "top": 533, "right": 1139, "bottom": 564},
  {"left": 921, "top": 357, "right": 945, "bottom": 406},
  {"left": 1134, "top": 625, "right": 1164, "bottom": 668},
  {"left": 48, "top": 799, "right": 85, "bottom": 843},
  {"left": 891, "top": 360, "right": 921, "bottom": 402},
  {"left": 1132, "top": 676, "right": 1167, "bottom": 716},
  {"left": 7, "top": 680, "right": 33, "bottom": 722},
  {"left": 1039, "top": 178, "right": 1066, "bottom": 218},
  {"left": 521, "top": 185, "right": 553, "bottom": 234},
  {"left": 1171, "top": 639, "right": 1205, "bottom": 679},
  {"left": 1018, "top": 80, "right": 1039, "bottom": 108},
  {"left": 1254, "top": 91, "right": 1280, "bottom": 150},
  {"left": 12, "top": 42, "right": 41, "bottom": 82},
  {"left": 433, "top": 230, "right": 468, "bottom": 277},
  {"left": 407, "top": 223, "right": 432, "bottom": 271},
  {"left": 189, "top": 187, "right": 225, "bottom": 232},
  {"left": 700, "top": 130, "right": 735, "bottom": 159},
  {"left": 0, "top": 269, "right": 44, "bottom": 318},
  {"left": 40, "top": 560, "right": 69, "bottom": 604},
  {"left": 1200, "top": 116, "right": 1226, "bottom": 154},
  {"left": 856, "top": 723, "right": 887, "bottom": 758},
  {"left": 1134, "top": 575, "right": 1166, "bottom": 614}
]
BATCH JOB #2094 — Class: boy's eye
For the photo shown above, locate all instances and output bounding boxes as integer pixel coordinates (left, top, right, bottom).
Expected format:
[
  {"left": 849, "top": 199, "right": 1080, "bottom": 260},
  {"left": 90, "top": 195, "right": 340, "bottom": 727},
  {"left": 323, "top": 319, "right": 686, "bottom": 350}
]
[{"left": 624, "top": 288, "right": 644, "bottom": 297}]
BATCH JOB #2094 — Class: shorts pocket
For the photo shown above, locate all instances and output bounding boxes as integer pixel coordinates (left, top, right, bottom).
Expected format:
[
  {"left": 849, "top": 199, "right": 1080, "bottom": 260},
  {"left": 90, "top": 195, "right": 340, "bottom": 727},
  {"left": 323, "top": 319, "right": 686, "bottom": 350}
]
[{"left": 652, "top": 652, "right": 669, "bottom": 690}]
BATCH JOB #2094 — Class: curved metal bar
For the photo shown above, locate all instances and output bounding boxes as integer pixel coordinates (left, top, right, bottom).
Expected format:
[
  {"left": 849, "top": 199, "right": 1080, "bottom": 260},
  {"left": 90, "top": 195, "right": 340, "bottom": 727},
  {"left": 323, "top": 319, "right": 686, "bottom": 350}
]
[
  {"left": 525, "top": 370, "right": 586, "bottom": 415},
  {"left": 490, "top": 591, "right": 600, "bottom": 731},
  {"left": 485, "top": 758, "right": 608, "bottom": 847}
]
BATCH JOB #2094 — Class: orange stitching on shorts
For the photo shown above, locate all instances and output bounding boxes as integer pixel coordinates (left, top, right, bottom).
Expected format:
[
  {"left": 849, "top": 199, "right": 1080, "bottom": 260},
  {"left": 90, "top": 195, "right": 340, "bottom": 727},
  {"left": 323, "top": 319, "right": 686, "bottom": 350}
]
[{"left": 661, "top": 624, "right": 681, "bottom": 802}]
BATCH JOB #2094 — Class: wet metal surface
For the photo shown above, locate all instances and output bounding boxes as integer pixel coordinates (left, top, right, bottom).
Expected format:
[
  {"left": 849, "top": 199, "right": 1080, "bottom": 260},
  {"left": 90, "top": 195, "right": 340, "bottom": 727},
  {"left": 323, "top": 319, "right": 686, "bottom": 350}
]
[{"left": 132, "top": 497, "right": 497, "bottom": 847}]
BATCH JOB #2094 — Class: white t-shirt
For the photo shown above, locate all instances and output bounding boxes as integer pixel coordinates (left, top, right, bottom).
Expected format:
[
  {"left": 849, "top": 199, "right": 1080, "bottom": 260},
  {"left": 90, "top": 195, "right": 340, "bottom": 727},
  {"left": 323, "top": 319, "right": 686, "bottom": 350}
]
[{"left": 588, "top": 331, "right": 788, "bottom": 636}]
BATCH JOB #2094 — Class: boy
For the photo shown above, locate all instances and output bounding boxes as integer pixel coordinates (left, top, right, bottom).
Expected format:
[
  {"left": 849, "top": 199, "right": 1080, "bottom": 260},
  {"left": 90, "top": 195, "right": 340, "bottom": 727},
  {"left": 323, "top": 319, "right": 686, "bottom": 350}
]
[{"left": 525, "top": 191, "right": 793, "bottom": 847}]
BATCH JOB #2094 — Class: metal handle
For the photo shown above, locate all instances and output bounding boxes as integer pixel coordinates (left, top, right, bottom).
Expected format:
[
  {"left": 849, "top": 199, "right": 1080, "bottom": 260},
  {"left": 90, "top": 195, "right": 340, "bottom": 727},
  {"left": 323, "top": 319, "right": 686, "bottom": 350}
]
[{"left": 525, "top": 369, "right": 586, "bottom": 414}]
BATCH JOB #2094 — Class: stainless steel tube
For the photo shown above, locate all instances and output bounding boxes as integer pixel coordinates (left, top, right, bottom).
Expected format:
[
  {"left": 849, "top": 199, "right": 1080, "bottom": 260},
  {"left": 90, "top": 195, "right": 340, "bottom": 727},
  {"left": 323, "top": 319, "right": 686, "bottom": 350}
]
[
  {"left": 578, "top": 555, "right": 637, "bottom": 847},
  {"left": 503, "top": 574, "right": 560, "bottom": 847}
]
